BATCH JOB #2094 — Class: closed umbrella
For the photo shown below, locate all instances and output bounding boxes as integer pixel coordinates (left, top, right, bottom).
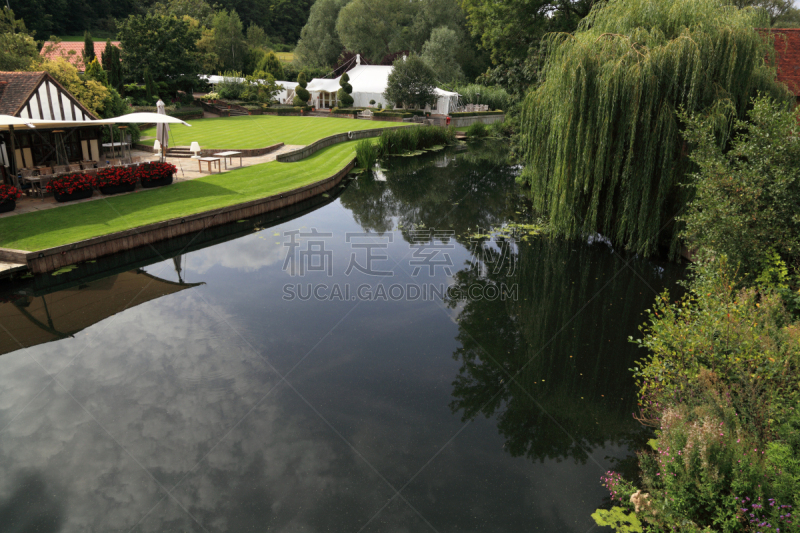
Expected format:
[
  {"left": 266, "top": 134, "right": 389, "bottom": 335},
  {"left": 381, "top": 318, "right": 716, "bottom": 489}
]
[{"left": 156, "top": 99, "right": 170, "bottom": 161}]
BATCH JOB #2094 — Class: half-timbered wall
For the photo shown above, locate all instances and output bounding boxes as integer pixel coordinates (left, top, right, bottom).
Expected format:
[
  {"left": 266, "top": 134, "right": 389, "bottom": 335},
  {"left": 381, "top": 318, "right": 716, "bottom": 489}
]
[{"left": 16, "top": 78, "right": 92, "bottom": 122}]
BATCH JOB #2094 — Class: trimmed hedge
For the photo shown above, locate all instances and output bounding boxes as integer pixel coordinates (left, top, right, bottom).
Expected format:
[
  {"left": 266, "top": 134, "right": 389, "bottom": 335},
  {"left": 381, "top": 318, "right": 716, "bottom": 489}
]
[
  {"left": 169, "top": 107, "right": 204, "bottom": 118},
  {"left": 449, "top": 111, "right": 504, "bottom": 117},
  {"left": 263, "top": 106, "right": 312, "bottom": 115}
]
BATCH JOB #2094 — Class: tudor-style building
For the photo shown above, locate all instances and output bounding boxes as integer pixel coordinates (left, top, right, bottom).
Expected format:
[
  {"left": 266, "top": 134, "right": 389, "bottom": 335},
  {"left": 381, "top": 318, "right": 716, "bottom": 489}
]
[{"left": 0, "top": 71, "right": 104, "bottom": 183}]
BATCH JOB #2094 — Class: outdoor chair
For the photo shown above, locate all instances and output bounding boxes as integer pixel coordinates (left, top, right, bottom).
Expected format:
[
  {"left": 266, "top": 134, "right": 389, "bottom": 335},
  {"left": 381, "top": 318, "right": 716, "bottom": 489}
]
[
  {"left": 81, "top": 161, "right": 97, "bottom": 170},
  {"left": 19, "top": 169, "right": 37, "bottom": 197},
  {"left": 53, "top": 165, "right": 69, "bottom": 176},
  {"left": 68, "top": 164, "right": 81, "bottom": 173},
  {"left": 96, "top": 160, "right": 108, "bottom": 168},
  {"left": 110, "top": 158, "right": 122, "bottom": 166}
]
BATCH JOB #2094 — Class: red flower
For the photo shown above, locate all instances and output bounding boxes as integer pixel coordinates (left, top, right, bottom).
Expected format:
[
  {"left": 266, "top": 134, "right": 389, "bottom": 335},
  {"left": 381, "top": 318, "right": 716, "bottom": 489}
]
[
  {"left": 97, "top": 166, "right": 136, "bottom": 187},
  {"left": 0, "top": 184, "right": 22, "bottom": 203},
  {"left": 137, "top": 162, "right": 177, "bottom": 183},
  {"left": 45, "top": 173, "right": 97, "bottom": 195}
]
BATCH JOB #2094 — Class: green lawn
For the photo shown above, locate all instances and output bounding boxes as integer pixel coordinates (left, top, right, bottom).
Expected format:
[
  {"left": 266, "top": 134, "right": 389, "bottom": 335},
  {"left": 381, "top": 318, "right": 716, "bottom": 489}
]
[
  {"left": 0, "top": 142, "right": 359, "bottom": 252},
  {"left": 140, "top": 115, "right": 406, "bottom": 149}
]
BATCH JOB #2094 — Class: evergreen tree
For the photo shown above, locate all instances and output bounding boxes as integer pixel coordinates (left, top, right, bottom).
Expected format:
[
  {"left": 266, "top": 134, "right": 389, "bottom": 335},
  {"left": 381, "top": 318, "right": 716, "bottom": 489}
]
[
  {"left": 101, "top": 40, "right": 123, "bottom": 90},
  {"left": 84, "top": 57, "right": 108, "bottom": 86},
  {"left": 144, "top": 67, "right": 156, "bottom": 101},
  {"left": 257, "top": 51, "right": 285, "bottom": 80},
  {"left": 337, "top": 72, "right": 354, "bottom": 107},
  {"left": 384, "top": 55, "right": 437, "bottom": 109},
  {"left": 520, "top": 0, "right": 793, "bottom": 258},
  {"left": 83, "top": 31, "right": 96, "bottom": 68},
  {"left": 293, "top": 71, "right": 310, "bottom": 106}
]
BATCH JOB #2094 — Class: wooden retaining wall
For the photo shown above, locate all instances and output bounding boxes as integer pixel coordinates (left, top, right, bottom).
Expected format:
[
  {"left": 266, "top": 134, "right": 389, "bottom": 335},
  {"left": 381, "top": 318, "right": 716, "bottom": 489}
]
[
  {"left": 12, "top": 159, "right": 355, "bottom": 274},
  {"left": 276, "top": 126, "right": 407, "bottom": 163}
]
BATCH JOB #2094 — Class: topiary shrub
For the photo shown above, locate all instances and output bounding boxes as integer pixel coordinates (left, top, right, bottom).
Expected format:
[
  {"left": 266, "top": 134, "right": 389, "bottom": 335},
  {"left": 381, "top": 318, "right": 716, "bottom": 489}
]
[
  {"left": 293, "top": 72, "right": 310, "bottom": 107},
  {"left": 337, "top": 72, "right": 354, "bottom": 107}
]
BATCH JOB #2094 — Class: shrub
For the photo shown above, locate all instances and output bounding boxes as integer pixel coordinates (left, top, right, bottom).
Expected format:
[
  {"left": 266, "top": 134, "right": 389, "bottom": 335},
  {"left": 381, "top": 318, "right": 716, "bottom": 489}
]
[
  {"left": 0, "top": 184, "right": 22, "bottom": 203},
  {"left": 293, "top": 71, "right": 310, "bottom": 106},
  {"left": 201, "top": 92, "right": 220, "bottom": 101},
  {"left": 377, "top": 103, "right": 382, "bottom": 110},
  {"left": 451, "top": 84, "right": 516, "bottom": 111},
  {"left": 135, "top": 162, "right": 177, "bottom": 184},
  {"left": 96, "top": 166, "right": 136, "bottom": 187},
  {"left": 376, "top": 126, "right": 454, "bottom": 156},
  {"left": 338, "top": 72, "right": 354, "bottom": 107},
  {"left": 216, "top": 72, "right": 247, "bottom": 100},
  {"left": 466, "top": 122, "right": 488, "bottom": 138},
  {"left": 355, "top": 139, "right": 378, "bottom": 170},
  {"left": 682, "top": 95, "right": 800, "bottom": 286},
  {"left": 46, "top": 174, "right": 96, "bottom": 195}
]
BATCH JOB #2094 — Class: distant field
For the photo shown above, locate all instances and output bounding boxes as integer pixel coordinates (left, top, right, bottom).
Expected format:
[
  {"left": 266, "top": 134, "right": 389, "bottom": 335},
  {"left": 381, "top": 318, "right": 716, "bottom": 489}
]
[
  {"left": 56, "top": 34, "right": 116, "bottom": 42},
  {"left": 275, "top": 52, "right": 294, "bottom": 63},
  {"left": 140, "top": 115, "right": 408, "bottom": 149}
]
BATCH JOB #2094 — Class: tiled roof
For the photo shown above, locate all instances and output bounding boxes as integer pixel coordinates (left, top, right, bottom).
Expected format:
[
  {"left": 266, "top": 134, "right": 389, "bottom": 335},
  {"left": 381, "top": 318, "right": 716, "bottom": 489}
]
[
  {"left": 0, "top": 71, "right": 46, "bottom": 116},
  {"left": 39, "top": 41, "right": 121, "bottom": 69},
  {"left": 767, "top": 29, "right": 800, "bottom": 95}
]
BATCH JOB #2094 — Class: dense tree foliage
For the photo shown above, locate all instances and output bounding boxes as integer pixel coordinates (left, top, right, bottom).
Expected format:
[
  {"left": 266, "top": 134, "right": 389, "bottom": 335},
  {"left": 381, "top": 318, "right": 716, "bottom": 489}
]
[
  {"left": 100, "top": 39, "right": 123, "bottom": 89},
  {"left": 520, "top": 0, "right": 792, "bottom": 258},
  {"left": 295, "top": 0, "right": 487, "bottom": 82},
  {"left": 421, "top": 27, "right": 464, "bottom": 84},
  {"left": 682, "top": 96, "right": 800, "bottom": 287},
  {"left": 0, "top": 8, "right": 39, "bottom": 71},
  {"left": 384, "top": 55, "right": 437, "bottom": 109},
  {"left": 82, "top": 31, "right": 95, "bottom": 66},
  {"left": 117, "top": 13, "right": 200, "bottom": 85}
]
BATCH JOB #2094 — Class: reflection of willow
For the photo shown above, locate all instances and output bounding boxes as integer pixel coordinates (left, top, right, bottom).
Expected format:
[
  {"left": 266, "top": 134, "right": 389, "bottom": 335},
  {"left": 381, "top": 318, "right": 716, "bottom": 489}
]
[
  {"left": 339, "top": 142, "right": 519, "bottom": 241},
  {"left": 447, "top": 237, "right": 683, "bottom": 463}
]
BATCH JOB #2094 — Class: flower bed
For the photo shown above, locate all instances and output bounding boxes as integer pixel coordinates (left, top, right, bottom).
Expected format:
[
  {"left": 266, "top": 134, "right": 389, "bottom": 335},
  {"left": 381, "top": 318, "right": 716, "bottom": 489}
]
[
  {"left": 136, "top": 162, "right": 177, "bottom": 188},
  {"left": 0, "top": 184, "right": 22, "bottom": 213},
  {"left": 46, "top": 173, "right": 96, "bottom": 203},
  {"left": 96, "top": 166, "right": 137, "bottom": 195}
]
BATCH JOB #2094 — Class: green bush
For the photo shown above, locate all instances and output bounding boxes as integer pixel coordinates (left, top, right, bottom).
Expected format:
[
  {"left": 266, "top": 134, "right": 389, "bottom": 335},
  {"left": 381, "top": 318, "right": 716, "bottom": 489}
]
[
  {"left": 466, "top": 122, "right": 488, "bottom": 138},
  {"left": 293, "top": 72, "right": 310, "bottom": 107},
  {"left": 216, "top": 71, "right": 248, "bottom": 100},
  {"left": 337, "top": 72, "right": 354, "bottom": 107},
  {"left": 376, "top": 126, "right": 455, "bottom": 156},
  {"left": 355, "top": 139, "right": 378, "bottom": 170},
  {"left": 682, "top": 96, "right": 800, "bottom": 288},
  {"left": 449, "top": 111, "right": 504, "bottom": 117},
  {"left": 450, "top": 83, "right": 516, "bottom": 111},
  {"left": 598, "top": 259, "right": 800, "bottom": 532}
]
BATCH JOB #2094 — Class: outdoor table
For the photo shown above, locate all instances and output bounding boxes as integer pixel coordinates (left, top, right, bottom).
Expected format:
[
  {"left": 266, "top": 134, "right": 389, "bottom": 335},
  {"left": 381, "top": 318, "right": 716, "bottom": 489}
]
[
  {"left": 213, "top": 151, "right": 243, "bottom": 170},
  {"left": 22, "top": 175, "right": 50, "bottom": 199},
  {"left": 198, "top": 157, "right": 221, "bottom": 173}
]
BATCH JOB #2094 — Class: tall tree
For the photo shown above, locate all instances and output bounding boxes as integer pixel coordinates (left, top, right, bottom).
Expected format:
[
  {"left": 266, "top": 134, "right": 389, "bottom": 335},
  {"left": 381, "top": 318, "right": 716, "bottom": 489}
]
[
  {"left": 384, "top": 55, "right": 437, "bottom": 109},
  {"left": 460, "top": 0, "right": 597, "bottom": 92},
  {"left": 257, "top": 51, "right": 285, "bottom": 80},
  {"left": 118, "top": 13, "right": 200, "bottom": 84},
  {"left": 520, "top": 0, "right": 793, "bottom": 258},
  {"left": 335, "top": 0, "right": 415, "bottom": 64},
  {"left": 101, "top": 39, "right": 123, "bottom": 90},
  {"left": 83, "top": 31, "right": 96, "bottom": 67},
  {"left": 421, "top": 26, "right": 464, "bottom": 84},
  {"left": 294, "top": 0, "right": 349, "bottom": 69},
  {"left": 0, "top": 8, "right": 40, "bottom": 71},
  {"left": 209, "top": 9, "right": 247, "bottom": 71}
]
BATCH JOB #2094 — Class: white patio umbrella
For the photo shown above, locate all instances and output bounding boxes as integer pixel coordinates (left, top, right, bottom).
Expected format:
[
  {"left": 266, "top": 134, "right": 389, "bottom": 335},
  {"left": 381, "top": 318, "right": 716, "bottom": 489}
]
[{"left": 156, "top": 99, "right": 170, "bottom": 153}]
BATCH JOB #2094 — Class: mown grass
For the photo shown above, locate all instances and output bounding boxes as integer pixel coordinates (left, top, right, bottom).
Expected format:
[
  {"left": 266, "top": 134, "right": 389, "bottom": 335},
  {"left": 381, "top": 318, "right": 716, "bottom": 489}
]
[
  {"left": 0, "top": 142, "right": 359, "bottom": 251},
  {"left": 140, "top": 115, "right": 407, "bottom": 149}
]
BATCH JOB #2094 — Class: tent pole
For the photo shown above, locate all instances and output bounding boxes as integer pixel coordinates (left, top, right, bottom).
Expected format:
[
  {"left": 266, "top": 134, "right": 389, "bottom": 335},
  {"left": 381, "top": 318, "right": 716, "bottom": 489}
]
[{"left": 8, "top": 126, "right": 20, "bottom": 189}]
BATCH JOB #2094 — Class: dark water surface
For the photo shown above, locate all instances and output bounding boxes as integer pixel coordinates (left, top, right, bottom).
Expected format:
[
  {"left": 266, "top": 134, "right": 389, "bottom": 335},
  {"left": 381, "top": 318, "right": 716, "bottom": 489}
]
[{"left": 0, "top": 142, "right": 684, "bottom": 532}]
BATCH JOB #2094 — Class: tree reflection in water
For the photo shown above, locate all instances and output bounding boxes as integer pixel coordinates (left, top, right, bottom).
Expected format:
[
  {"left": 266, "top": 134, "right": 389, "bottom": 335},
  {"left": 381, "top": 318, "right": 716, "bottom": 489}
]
[
  {"left": 447, "top": 233, "right": 684, "bottom": 466},
  {"left": 341, "top": 140, "right": 684, "bottom": 471}
]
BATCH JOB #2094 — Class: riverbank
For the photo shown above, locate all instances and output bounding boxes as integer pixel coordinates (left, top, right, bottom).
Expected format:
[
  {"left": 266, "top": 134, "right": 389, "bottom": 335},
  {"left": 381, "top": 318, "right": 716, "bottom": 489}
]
[{"left": 0, "top": 141, "right": 357, "bottom": 271}]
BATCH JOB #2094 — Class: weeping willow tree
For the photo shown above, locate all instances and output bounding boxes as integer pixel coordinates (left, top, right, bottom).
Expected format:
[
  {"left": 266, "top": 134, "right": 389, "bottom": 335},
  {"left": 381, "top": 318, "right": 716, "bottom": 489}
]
[{"left": 520, "top": 0, "right": 793, "bottom": 257}]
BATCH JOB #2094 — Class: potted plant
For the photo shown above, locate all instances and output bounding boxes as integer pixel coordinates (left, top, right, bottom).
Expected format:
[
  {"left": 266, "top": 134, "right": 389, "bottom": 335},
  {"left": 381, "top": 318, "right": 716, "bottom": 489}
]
[
  {"left": 0, "top": 184, "right": 22, "bottom": 213},
  {"left": 46, "top": 173, "right": 96, "bottom": 202},
  {"left": 96, "top": 166, "right": 137, "bottom": 195},
  {"left": 136, "top": 162, "right": 177, "bottom": 188}
]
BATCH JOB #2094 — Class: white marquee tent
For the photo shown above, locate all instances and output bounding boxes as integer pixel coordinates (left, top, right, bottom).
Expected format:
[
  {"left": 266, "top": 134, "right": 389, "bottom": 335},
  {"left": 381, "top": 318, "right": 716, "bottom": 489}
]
[{"left": 306, "top": 58, "right": 459, "bottom": 115}]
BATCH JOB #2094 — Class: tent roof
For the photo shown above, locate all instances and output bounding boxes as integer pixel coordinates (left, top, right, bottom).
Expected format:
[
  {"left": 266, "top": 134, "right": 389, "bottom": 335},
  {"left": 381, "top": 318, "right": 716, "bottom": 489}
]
[
  {"left": 104, "top": 112, "right": 191, "bottom": 126},
  {"left": 307, "top": 65, "right": 459, "bottom": 97},
  {"left": 0, "top": 115, "right": 35, "bottom": 128}
]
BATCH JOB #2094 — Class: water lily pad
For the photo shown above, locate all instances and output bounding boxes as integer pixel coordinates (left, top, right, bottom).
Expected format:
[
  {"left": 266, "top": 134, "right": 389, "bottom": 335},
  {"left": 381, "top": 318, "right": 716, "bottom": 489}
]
[{"left": 52, "top": 265, "right": 78, "bottom": 276}]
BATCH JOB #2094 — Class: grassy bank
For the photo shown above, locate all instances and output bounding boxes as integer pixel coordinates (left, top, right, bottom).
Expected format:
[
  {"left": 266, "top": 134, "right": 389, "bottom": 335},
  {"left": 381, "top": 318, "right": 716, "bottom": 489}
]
[
  {"left": 0, "top": 142, "right": 358, "bottom": 251},
  {"left": 140, "top": 115, "right": 408, "bottom": 149}
]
